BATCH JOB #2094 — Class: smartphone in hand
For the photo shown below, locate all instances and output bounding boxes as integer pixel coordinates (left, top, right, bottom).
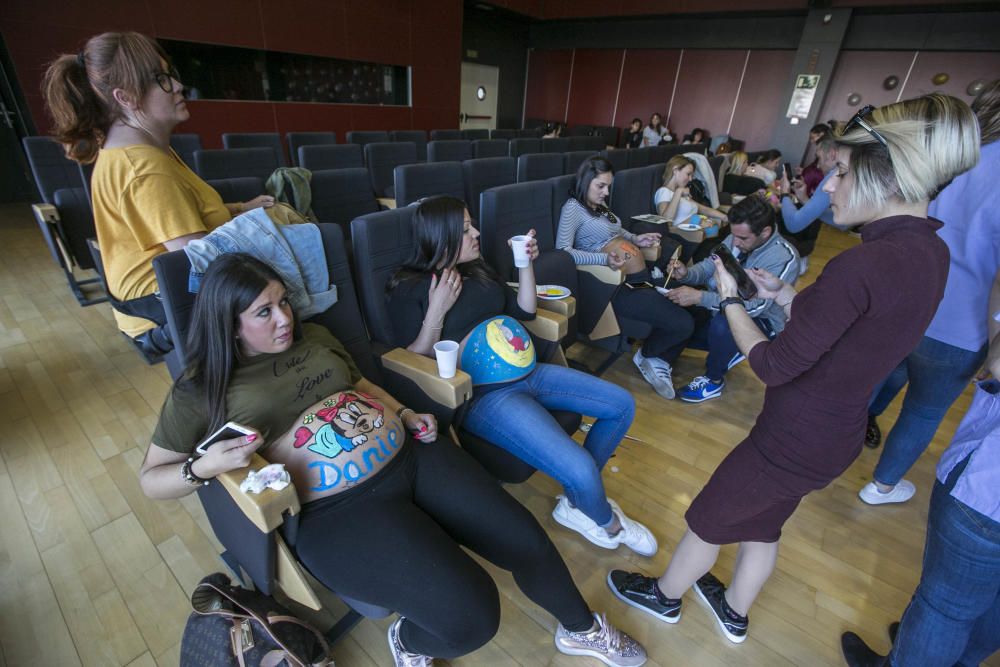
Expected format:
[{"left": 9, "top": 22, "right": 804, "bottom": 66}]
[
  {"left": 713, "top": 244, "right": 759, "bottom": 300},
  {"left": 195, "top": 421, "right": 256, "bottom": 456}
]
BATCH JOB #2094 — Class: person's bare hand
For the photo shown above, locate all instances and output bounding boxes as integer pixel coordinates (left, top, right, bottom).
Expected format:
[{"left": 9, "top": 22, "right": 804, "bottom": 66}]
[
  {"left": 666, "top": 285, "right": 702, "bottom": 307},
  {"left": 427, "top": 267, "right": 462, "bottom": 322},
  {"left": 791, "top": 179, "right": 807, "bottom": 200},
  {"left": 607, "top": 251, "right": 626, "bottom": 270},
  {"left": 747, "top": 267, "right": 786, "bottom": 300},
  {"left": 244, "top": 195, "right": 276, "bottom": 210},
  {"left": 197, "top": 430, "right": 264, "bottom": 477},
  {"left": 668, "top": 258, "right": 687, "bottom": 280},
  {"left": 635, "top": 232, "right": 661, "bottom": 248},
  {"left": 404, "top": 412, "right": 438, "bottom": 443},
  {"left": 508, "top": 229, "right": 540, "bottom": 261},
  {"left": 710, "top": 255, "right": 739, "bottom": 299}
]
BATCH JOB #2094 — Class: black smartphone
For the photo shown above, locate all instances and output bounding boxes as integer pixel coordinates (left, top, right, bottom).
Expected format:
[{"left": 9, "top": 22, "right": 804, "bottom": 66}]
[{"left": 713, "top": 244, "right": 758, "bottom": 300}]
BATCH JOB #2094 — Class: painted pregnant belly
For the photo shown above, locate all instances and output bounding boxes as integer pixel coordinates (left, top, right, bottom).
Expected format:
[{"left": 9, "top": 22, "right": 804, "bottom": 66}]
[
  {"left": 459, "top": 315, "right": 536, "bottom": 386},
  {"left": 268, "top": 389, "right": 405, "bottom": 501}
]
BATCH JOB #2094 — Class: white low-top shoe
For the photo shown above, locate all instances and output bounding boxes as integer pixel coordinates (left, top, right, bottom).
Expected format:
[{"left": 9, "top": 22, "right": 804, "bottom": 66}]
[
  {"left": 608, "top": 499, "right": 658, "bottom": 557},
  {"left": 552, "top": 495, "right": 619, "bottom": 549},
  {"left": 858, "top": 480, "right": 916, "bottom": 505}
]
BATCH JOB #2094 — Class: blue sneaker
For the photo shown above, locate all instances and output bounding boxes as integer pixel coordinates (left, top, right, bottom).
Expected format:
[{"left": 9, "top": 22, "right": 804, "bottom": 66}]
[{"left": 679, "top": 376, "right": 725, "bottom": 403}]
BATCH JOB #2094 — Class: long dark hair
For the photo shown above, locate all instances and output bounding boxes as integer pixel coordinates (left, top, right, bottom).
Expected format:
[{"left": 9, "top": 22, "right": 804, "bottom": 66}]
[
  {"left": 571, "top": 156, "right": 617, "bottom": 221},
  {"left": 387, "top": 196, "right": 501, "bottom": 291},
  {"left": 42, "top": 32, "right": 169, "bottom": 163},
  {"left": 184, "top": 254, "right": 299, "bottom": 433},
  {"left": 648, "top": 113, "right": 663, "bottom": 132}
]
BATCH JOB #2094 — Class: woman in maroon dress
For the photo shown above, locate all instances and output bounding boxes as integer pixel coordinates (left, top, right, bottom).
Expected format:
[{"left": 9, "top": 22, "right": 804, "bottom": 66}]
[{"left": 607, "top": 94, "right": 981, "bottom": 645}]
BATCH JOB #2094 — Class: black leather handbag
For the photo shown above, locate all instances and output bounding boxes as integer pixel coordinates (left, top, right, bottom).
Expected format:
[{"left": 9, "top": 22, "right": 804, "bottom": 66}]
[{"left": 181, "top": 573, "right": 334, "bottom": 667}]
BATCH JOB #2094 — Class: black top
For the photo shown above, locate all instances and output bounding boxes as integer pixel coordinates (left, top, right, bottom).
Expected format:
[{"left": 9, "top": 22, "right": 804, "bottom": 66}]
[
  {"left": 625, "top": 131, "right": 642, "bottom": 149},
  {"left": 387, "top": 273, "right": 535, "bottom": 349},
  {"left": 723, "top": 173, "right": 767, "bottom": 196}
]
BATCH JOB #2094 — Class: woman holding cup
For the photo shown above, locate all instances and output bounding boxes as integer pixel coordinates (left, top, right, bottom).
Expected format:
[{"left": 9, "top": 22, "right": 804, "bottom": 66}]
[{"left": 387, "top": 196, "right": 657, "bottom": 557}]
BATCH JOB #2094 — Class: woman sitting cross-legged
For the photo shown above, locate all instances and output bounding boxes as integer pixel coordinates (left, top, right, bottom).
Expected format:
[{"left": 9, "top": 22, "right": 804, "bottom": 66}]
[
  {"left": 386, "top": 196, "right": 657, "bottom": 559},
  {"left": 557, "top": 157, "right": 695, "bottom": 399},
  {"left": 140, "top": 253, "right": 647, "bottom": 667}
]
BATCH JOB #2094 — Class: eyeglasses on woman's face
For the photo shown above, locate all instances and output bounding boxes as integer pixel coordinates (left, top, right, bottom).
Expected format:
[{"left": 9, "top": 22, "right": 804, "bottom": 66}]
[
  {"left": 152, "top": 66, "right": 183, "bottom": 94},
  {"left": 844, "top": 105, "right": 888, "bottom": 148}
]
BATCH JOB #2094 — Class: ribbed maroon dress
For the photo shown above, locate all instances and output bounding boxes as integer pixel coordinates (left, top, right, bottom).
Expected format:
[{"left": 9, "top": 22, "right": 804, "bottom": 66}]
[{"left": 686, "top": 216, "right": 949, "bottom": 543}]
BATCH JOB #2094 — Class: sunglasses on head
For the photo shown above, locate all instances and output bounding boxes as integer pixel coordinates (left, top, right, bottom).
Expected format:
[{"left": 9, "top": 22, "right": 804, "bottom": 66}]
[{"left": 844, "top": 104, "right": 888, "bottom": 148}]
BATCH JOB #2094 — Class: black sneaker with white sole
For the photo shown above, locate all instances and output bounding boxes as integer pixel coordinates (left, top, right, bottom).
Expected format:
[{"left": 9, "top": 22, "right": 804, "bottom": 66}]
[
  {"left": 694, "top": 572, "right": 748, "bottom": 644},
  {"left": 607, "top": 570, "right": 681, "bottom": 624}
]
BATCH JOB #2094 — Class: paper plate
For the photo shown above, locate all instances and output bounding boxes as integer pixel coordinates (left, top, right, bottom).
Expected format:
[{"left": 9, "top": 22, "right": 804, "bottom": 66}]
[
  {"left": 676, "top": 222, "right": 701, "bottom": 231},
  {"left": 536, "top": 285, "right": 571, "bottom": 300}
]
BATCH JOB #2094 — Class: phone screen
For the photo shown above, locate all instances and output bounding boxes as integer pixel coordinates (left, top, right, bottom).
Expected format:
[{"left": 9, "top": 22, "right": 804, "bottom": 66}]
[
  {"left": 713, "top": 245, "right": 758, "bottom": 300},
  {"left": 195, "top": 422, "right": 254, "bottom": 456}
]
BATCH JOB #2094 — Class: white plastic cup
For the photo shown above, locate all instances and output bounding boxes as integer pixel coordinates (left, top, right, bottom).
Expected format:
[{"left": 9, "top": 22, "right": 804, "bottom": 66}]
[
  {"left": 510, "top": 235, "right": 531, "bottom": 268},
  {"left": 433, "top": 340, "right": 460, "bottom": 379}
]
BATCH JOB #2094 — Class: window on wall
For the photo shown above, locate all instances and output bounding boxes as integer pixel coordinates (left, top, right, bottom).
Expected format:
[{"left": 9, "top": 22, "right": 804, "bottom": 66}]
[{"left": 159, "top": 39, "right": 411, "bottom": 106}]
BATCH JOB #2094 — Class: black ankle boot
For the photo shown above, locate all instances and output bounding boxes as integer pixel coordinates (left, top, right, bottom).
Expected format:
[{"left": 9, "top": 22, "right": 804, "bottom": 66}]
[{"left": 841, "top": 632, "right": 888, "bottom": 667}]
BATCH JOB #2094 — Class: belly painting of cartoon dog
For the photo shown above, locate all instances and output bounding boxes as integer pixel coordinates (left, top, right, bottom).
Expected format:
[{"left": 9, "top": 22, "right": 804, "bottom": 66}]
[{"left": 293, "top": 392, "right": 385, "bottom": 459}]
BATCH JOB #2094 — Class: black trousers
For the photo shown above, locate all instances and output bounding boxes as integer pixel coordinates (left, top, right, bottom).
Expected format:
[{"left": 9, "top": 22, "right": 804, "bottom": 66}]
[
  {"left": 612, "top": 272, "right": 695, "bottom": 365},
  {"left": 294, "top": 438, "right": 593, "bottom": 658}
]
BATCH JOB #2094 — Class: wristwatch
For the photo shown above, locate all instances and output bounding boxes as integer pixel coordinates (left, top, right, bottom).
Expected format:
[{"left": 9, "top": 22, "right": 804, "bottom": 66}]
[{"left": 718, "top": 297, "right": 744, "bottom": 312}]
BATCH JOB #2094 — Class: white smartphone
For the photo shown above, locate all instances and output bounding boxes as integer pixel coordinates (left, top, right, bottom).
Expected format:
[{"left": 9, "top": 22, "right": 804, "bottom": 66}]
[{"left": 195, "top": 421, "right": 256, "bottom": 456}]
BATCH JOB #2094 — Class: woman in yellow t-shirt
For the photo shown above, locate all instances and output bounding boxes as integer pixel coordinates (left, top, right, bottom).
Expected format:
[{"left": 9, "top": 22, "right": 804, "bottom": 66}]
[{"left": 42, "top": 31, "right": 274, "bottom": 355}]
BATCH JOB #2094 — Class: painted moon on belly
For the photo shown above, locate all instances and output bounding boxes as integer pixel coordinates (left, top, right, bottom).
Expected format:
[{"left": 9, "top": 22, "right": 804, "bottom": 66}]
[{"left": 484, "top": 318, "right": 534, "bottom": 368}]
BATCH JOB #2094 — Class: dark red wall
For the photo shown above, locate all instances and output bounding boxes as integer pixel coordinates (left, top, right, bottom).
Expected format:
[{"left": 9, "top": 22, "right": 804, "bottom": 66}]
[
  {"left": 2, "top": 0, "right": 462, "bottom": 147},
  {"left": 566, "top": 49, "right": 623, "bottom": 126},
  {"left": 523, "top": 48, "right": 573, "bottom": 122},
  {"left": 614, "top": 50, "right": 682, "bottom": 131}
]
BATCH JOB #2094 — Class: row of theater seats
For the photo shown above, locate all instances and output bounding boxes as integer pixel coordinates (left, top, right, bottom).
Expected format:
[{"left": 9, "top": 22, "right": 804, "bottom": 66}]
[{"left": 171, "top": 129, "right": 557, "bottom": 170}]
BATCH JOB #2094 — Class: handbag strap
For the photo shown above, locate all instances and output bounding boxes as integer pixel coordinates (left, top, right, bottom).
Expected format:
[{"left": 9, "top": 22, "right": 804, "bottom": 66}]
[{"left": 266, "top": 613, "right": 332, "bottom": 661}]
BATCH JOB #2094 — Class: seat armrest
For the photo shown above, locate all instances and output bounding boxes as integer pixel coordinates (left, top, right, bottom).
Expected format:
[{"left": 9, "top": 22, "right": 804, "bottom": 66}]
[
  {"left": 31, "top": 202, "right": 59, "bottom": 224},
  {"left": 381, "top": 347, "right": 472, "bottom": 409},
  {"left": 538, "top": 295, "right": 576, "bottom": 318},
  {"left": 377, "top": 197, "right": 397, "bottom": 209},
  {"left": 641, "top": 245, "right": 661, "bottom": 261},
  {"left": 577, "top": 264, "right": 625, "bottom": 285},
  {"left": 215, "top": 453, "right": 301, "bottom": 533},
  {"left": 523, "top": 309, "right": 567, "bottom": 342}
]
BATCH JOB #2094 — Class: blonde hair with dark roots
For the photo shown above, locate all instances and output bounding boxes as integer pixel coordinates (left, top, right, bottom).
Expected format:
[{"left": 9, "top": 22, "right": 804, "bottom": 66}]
[
  {"left": 662, "top": 155, "right": 695, "bottom": 185},
  {"left": 42, "top": 32, "right": 168, "bottom": 164},
  {"left": 727, "top": 151, "right": 748, "bottom": 176},
  {"left": 834, "top": 93, "right": 979, "bottom": 212},
  {"left": 972, "top": 80, "right": 1000, "bottom": 146}
]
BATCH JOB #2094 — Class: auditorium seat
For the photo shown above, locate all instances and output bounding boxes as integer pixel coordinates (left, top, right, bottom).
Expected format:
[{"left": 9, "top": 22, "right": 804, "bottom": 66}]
[
  {"left": 430, "top": 129, "right": 462, "bottom": 141},
  {"left": 193, "top": 147, "right": 278, "bottom": 182},
  {"left": 563, "top": 150, "right": 598, "bottom": 176},
  {"left": 346, "top": 131, "right": 390, "bottom": 152},
  {"left": 389, "top": 130, "right": 428, "bottom": 161},
  {"left": 541, "top": 137, "right": 570, "bottom": 154},
  {"left": 517, "top": 153, "right": 565, "bottom": 183},
  {"left": 222, "top": 132, "right": 287, "bottom": 167},
  {"left": 287, "top": 132, "right": 337, "bottom": 166},
  {"left": 568, "top": 136, "right": 605, "bottom": 152},
  {"left": 601, "top": 148, "right": 629, "bottom": 173},
  {"left": 205, "top": 177, "right": 265, "bottom": 205},
  {"left": 609, "top": 165, "right": 662, "bottom": 223},
  {"left": 169, "top": 133, "right": 201, "bottom": 169},
  {"left": 394, "top": 162, "right": 465, "bottom": 207},
  {"left": 364, "top": 142, "right": 418, "bottom": 198},
  {"left": 472, "top": 139, "right": 508, "bottom": 159},
  {"left": 461, "top": 129, "right": 490, "bottom": 140},
  {"left": 462, "top": 157, "right": 516, "bottom": 219},
  {"left": 310, "top": 168, "right": 380, "bottom": 238},
  {"left": 299, "top": 144, "right": 364, "bottom": 171},
  {"left": 490, "top": 129, "right": 518, "bottom": 140},
  {"left": 427, "top": 140, "right": 473, "bottom": 163},
  {"left": 509, "top": 138, "right": 541, "bottom": 158}
]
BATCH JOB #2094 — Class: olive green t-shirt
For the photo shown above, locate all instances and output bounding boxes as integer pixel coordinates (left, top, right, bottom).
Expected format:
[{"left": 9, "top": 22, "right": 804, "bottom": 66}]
[{"left": 152, "top": 324, "right": 362, "bottom": 454}]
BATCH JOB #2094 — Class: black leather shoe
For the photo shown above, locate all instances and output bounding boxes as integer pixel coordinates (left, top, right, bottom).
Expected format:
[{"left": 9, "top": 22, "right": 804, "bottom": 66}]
[
  {"left": 841, "top": 632, "right": 887, "bottom": 667},
  {"left": 865, "top": 415, "right": 882, "bottom": 448}
]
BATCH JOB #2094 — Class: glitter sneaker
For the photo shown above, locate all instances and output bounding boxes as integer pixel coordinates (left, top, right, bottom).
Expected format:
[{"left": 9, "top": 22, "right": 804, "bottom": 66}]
[
  {"left": 554, "top": 612, "right": 647, "bottom": 667},
  {"left": 387, "top": 616, "right": 434, "bottom": 667}
]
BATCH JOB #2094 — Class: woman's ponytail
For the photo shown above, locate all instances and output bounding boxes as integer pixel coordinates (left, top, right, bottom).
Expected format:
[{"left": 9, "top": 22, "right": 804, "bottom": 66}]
[{"left": 42, "top": 52, "right": 108, "bottom": 163}]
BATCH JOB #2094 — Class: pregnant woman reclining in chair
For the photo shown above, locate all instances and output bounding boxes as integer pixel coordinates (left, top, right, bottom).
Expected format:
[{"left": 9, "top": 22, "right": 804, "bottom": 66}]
[
  {"left": 386, "top": 196, "right": 658, "bottom": 559},
  {"left": 139, "top": 253, "right": 648, "bottom": 666}
]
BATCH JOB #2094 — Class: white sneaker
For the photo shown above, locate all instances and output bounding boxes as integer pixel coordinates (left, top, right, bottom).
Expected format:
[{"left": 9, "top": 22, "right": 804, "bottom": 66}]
[
  {"left": 552, "top": 495, "right": 618, "bottom": 549},
  {"left": 387, "top": 617, "right": 434, "bottom": 667},
  {"left": 633, "top": 350, "right": 675, "bottom": 399},
  {"left": 555, "top": 612, "right": 648, "bottom": 667},
  {"left": 858, "top": 480, "right": 916, "bottom": 505},
  {"left": 607, "top": 499, "right": 658, "bottom": 557},
  {"left": 799, "top": 257, "right": 810, "bottom": 275}
]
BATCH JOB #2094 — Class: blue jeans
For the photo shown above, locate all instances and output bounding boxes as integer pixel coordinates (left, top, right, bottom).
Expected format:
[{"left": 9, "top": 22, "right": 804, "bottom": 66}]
[
  {"left": 870, "top": 336, "right": 986, "bottom": 486},
  {"left": 672, "top": 307, "right": 774, "bottom": 381},
  {"left": 461, "top": 363, "right": 635, "bottom": 527},
  {"left": 890, "top": 459, "right": 1000, "bottom": 667}
]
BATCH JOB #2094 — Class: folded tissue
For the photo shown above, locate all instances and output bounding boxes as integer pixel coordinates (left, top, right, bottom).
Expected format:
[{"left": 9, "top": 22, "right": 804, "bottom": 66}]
[{"left": 240, "top": 463, "right": 291, "bottom": 494}]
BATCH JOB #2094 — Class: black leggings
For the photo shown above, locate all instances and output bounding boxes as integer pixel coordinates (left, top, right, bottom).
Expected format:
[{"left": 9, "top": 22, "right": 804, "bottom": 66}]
[
  {"left": 294, "top": 438, "right": 593, "bottom": 658},
  {"left": 612, "top": 273, "right": 695, "bottom": 364}
]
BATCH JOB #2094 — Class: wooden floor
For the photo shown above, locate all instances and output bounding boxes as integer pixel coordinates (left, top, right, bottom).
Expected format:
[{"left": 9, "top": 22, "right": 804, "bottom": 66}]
[{"left": 0, "top": 201, "right": 993, "bottom": 667}]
